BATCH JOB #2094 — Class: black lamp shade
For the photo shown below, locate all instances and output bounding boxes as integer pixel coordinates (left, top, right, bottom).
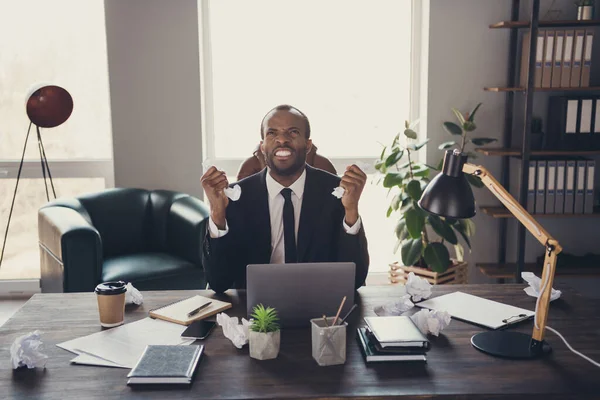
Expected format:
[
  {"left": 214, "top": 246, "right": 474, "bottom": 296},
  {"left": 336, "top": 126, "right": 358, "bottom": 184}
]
[{"left": 418, "top": 150, "right": 476, "bottom": 219}]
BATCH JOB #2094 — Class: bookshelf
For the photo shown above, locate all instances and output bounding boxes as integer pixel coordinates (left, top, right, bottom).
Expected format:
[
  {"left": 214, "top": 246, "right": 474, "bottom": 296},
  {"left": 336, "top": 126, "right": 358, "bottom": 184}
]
[
  {"left": 480, "top": 0, "right": 600, "bottom": 282},
  {"left": 476, "top": 262, "right": 600, "bottom": 280}
]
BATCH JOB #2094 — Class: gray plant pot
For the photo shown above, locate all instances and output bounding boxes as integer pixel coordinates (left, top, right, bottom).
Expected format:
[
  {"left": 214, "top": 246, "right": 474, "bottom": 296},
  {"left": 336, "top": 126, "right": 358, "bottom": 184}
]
[
  {"left": 577, "top": 5, "right": 594, "bottom": 20},
  {"left": 249, "top": 330, "right": 280, "bottom": 360}
]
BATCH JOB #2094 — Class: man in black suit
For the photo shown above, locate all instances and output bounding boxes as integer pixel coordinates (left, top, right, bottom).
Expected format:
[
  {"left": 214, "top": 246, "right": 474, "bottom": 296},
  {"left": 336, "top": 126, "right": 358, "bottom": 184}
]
[{"left": 201, "top": 105, "right": 369, "bottom": 293}]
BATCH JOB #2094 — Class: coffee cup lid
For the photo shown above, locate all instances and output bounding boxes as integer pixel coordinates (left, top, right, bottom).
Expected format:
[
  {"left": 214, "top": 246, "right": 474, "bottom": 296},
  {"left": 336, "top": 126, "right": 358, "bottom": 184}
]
[{"left": 95, "top": 281, "right": 127, "bottom": 295}]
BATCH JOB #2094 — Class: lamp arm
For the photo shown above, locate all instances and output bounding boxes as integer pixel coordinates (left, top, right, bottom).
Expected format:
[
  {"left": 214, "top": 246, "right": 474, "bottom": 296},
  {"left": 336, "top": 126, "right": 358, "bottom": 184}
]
[{"left": 462, "top": 163, "right": 562, "bottom": 344}]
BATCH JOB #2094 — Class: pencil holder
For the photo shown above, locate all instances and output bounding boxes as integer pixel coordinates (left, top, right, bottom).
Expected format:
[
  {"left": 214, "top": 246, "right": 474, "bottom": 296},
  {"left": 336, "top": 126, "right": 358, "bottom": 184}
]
[{"left": 310, "top": 317, "right": 347, "bottom": 366}]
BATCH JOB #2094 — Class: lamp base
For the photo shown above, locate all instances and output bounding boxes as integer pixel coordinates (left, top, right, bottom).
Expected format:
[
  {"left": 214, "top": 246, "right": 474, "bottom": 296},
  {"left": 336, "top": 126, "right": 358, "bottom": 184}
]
[{"left": 471, "top": 331, "right": 552, "bottom": 359}]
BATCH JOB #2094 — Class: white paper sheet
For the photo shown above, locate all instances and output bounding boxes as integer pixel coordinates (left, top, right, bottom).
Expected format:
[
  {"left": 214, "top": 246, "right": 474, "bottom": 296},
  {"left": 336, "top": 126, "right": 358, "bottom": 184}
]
[{"left": 57, "top": 318, "right": 195, "bottom": 368}]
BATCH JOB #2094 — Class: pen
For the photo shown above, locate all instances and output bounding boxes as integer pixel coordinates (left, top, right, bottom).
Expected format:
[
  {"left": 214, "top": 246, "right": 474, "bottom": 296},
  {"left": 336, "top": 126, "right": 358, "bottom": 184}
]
[
  {"left": 187, "top": 301, "right": 212, "bottom": 317},
  {"left": 331, "top": 296, "right": 347, "bottom": 326},
  {"left": 338, "top": 303, "right": 358, "bottom": 325}
]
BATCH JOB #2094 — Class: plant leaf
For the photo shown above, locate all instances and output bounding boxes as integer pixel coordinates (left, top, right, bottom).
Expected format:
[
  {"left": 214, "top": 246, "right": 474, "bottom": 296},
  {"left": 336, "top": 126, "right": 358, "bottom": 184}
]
[
  {"left": 393, "top": 239, "right": 402, "bottom": 254},
  {"left": 452, "top": 108, "right": 466, "bottom": 125},
  {"left": 406, "top": 180, "right": 423, "bottom": 200},
  {"left": 395, "top": 219, "right": 408, "bottom": 240},
  {"left": 438, "top": 140, "right": 456, "bottom": 150},
  {"left": 391, "top": 194, "right": 402, "bottom": 211},
  {"left": 387, "top": 205, "right": 393, "bottom": 218},
  {"left": 467, "top": 102, "right": 482, "bottom": 122},
  {"left": 423, "top": 242, "right": 450, "bottom": 273},
  {"left": 404, "top": 120, "right": 410, "bottom": 129},
  {"left": 428, "top": 215, "right": 458, "bottom": 245},
  {"left": 465, "top": 174, "right": 484, "bottom": 188},
  {"left": 383, "top": 172, "right": 404, "bottom": 188},
  {"left": 463, "top": 121, "right": 477, "bottom": 132},
  {"left": 443, "top": 122, "right": 463, "bottom": 136},
  {"left": 385, "top": 149, "right": 404, "bottom": 167},
  {"left": 404, "top": 128, "right": 418, "bottom": 139},
  {"left": 454, "top": 243, "right": 465, "bottom": 262},
  {"left": 401, "top": 238, "right": 423, "bottom": 267},
  {"left": 453, "top": 219, "right": 475, "bottom": 249},
  {"left": 470, "top": 137, "right": 498, "bottom": 146},
  {"left": 404, "top": 208, "right": 425, "bottom": 239},
  {"left": 379, "top": 145, "right": 387, "bottom": 160}
]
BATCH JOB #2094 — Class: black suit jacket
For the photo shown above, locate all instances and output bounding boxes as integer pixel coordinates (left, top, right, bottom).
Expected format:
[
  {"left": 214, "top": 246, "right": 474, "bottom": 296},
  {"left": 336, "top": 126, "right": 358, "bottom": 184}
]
[{"left": 202, "top": 165, "right": 370, "bottom": 293}]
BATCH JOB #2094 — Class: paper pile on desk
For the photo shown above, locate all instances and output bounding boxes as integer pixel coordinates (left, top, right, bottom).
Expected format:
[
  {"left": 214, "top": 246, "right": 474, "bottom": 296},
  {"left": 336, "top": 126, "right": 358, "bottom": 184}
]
[{"left": 57, "top": 317, "right": 194, "bottom": 368}]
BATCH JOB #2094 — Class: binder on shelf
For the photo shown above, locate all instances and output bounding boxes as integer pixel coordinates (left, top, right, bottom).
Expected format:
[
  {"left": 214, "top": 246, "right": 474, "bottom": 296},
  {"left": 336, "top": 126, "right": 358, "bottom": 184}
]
[
  {"left": 555, "top": 160, "right": 566, "bottom": 214},
  {"left": 581, "top": 31, "right": 593, "bottom": 87},
  {"left": 545, "top": 160, "right": 557, "bottom": 214},
  {"left": 566, "top": 99, "right": 578, "bottom": 134},
  {"left": 560, "top": 30, "right": 574, "bottom": 88},
  {"left": 542, "top": 30, "right": 554, "bottom": 88},
  {"left": 574, "top": 159, "right": 587, "bottom": 214},
  {"left": 527, "top": 160, "right": 537, "bottom": 213},
  {"left": 585, "top": 160, "right": 595, "bottom": 214},
  {"left": 570, "top": 30, "right": 585, "bottom": 88},
  {"left": 535, "top": 160, "right": 547, "bottom": 214},
  {"left": 521, "top": 31, "right": 545, "bottom": 87},
  {"left": 580, "top": 99, "right": 593, "bottom": 134},
  {"left": 565, "top": 160, "right": 576, "bottom": 213},
  {"left": 551, "top": 31, "right": 564, "bottom": 88},
  {"left": 595, "top": 99, "right": 600, "bottom": 134}
]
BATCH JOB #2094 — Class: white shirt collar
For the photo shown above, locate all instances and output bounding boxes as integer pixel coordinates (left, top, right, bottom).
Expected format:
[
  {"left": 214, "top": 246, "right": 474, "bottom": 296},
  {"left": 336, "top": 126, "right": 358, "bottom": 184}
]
[{"left": 265, "top": 167, "right": 307, "bottom": 200}]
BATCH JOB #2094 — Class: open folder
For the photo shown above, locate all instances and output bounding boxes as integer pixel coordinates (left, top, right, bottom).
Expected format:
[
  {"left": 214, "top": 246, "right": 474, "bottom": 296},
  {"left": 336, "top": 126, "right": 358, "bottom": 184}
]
[{"left": 416, "top": 292, "right": 535, "bottom": 330}]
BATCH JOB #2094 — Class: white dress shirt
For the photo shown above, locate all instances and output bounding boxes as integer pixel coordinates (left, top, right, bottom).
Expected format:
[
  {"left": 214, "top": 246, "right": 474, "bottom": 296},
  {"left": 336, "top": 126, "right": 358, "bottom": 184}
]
[{"left": 208, "top": 168, "right": 361, "bottom": 263}]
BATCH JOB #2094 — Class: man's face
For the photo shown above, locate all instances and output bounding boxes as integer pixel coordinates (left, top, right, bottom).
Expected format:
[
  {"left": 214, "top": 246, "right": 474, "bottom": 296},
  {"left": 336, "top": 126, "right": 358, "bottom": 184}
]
[{"left": 260, "top": 110, "right": 312, "bottom": 177}]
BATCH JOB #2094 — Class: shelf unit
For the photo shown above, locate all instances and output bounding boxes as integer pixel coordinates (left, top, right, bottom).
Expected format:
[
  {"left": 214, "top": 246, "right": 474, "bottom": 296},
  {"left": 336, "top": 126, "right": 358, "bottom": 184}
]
[
  {"left": 476, "top": 263, "right": 600, "bottom": 280},
  {"left": 481, "top": 1, "right": 600, "bottom": 281}
]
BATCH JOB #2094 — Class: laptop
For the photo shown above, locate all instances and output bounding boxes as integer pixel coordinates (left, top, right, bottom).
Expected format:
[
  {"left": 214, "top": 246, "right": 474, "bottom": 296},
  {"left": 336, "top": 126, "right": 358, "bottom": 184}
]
[{"left": 246, "top": 262, "right": 356, "bottom": 328}]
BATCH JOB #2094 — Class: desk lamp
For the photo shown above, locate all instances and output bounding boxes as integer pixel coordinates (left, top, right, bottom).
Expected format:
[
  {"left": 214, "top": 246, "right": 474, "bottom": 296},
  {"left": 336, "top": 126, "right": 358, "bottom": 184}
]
[
  {"left": 0, "top": 85, "right": 73, "bottom": 268},
  {"left": 418, "top": 149, "right": 561, "bottom": 359}
]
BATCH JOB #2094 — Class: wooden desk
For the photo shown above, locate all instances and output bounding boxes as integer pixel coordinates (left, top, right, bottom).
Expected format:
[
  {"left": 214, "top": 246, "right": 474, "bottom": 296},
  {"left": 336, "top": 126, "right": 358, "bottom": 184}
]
[{"left": 1, "top": 285, "right": 598, "bottom": 399}]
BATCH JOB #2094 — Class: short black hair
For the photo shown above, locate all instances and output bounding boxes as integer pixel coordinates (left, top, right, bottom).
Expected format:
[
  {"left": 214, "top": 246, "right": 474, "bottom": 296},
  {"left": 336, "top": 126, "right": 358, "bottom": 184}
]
[{"left": 260, "top": 104, "right": 311, "bottom": 139}]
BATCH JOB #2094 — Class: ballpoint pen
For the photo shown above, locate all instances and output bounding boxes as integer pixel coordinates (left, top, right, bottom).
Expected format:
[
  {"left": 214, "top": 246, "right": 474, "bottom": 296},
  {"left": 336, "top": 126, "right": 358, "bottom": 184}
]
[
  {"left": 187, "top": 301, "right": 212, "bottom": 317},
  {"left": 338, "top": 303, "right": 358, "bottom": 325}
]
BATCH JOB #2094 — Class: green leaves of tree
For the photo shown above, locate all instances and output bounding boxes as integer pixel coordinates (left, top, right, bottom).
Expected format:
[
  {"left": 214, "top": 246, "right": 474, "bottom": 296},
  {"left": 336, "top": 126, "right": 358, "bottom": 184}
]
[
  {"left": 427, "top": 215, "right": 458, "bottom": 245},
  {"left": 401, "top": 238, "right": 423, "bottom": 267},
  {"left": 423, "top": 243, "right": 450, "bottom": 273},
  {"left": 470, "top": 137, "right": 498, "bottom": 146},
  {"left": 443, "top": 122, "right": 462, "bottom": 135},
  {"left": 404, "top": 208, "right": 424, "bottom": 239}
]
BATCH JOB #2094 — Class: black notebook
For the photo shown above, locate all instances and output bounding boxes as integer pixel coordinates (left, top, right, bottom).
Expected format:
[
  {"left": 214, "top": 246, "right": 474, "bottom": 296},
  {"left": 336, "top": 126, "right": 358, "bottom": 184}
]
[
  {"left": 357, "top": 328, "right": 427, "bottom": 362},
  {"left": 127, "top": 345, "right": 203, "bottom": 385}
]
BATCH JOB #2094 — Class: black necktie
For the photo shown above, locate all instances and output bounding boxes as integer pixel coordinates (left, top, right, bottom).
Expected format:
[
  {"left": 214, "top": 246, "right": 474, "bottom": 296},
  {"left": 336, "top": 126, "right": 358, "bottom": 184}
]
[{"left": 280, "top": 188, "right": 297, "bottom": 263}]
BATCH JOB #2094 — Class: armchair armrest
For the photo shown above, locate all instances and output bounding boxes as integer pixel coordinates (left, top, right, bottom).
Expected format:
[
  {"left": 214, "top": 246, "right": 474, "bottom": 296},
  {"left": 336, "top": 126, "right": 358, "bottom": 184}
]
[
  {"left": 167, "top": 196, "right": 210, "bottom": 267},
  {"left": 38, "top": 206, "right": 102, "bottom": 293}
]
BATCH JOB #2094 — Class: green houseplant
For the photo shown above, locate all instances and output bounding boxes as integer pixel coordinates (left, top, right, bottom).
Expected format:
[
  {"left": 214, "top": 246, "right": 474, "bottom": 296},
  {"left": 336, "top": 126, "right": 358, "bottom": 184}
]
[
  {"left": 375, "top": 121, "right": 475, "bottom": 273},
  {"left": 249, "top": 304, "right": 281, "bottom": 360}
]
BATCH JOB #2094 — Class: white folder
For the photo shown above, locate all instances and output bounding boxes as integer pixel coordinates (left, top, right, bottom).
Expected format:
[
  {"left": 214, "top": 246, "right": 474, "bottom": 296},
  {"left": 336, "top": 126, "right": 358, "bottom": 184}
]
[
  {"left": 580, "top": 99, "right": 593, "bottom": 134},
  {"left": 416, "top": 292, "right": 534, "bottom": 330}
]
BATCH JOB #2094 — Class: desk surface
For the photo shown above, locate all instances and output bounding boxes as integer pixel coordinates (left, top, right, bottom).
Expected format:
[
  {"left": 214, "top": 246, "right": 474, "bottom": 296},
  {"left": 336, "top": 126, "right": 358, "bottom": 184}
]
[{"left": 1, "top": 284, "right": 599, "bottom": 400}]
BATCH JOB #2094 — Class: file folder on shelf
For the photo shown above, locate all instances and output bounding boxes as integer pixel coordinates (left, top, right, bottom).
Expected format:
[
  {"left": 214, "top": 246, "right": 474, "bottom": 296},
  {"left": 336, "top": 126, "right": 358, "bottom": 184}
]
[
  {"left": 570, "top": 30, "right": 585, "bottom": 88},
  {"left": 552, "top": 31, "right": 564, "bottom": 88},
  {"left": 555, "top": 160, "right": 566, "bottom": 214},
  {"left": 542, "top": 30, "right": 554, "bottom": 88},
  {"left": 545, "top": 160, "right": 557, "bottom": 214},
  {"left": 574, "top": 160, "right": 587, "bottom": 214},
  {"left": 565, "top": 160, "right": 576, "bottom": 214},
  {"left": 535, "top": 160, "right": 547, "bottom": 214},
  {"left": 581, "top": 31, "right": 593, "bottom": 87},
  {"left": 585, "top": 160, "right": 595, "bottom": 214},
  {"left": 560, "top": 30, "right": 574, "bottom": 88},
  {"left": 527, "top": 160, "right": 537, "bottom": 213}
]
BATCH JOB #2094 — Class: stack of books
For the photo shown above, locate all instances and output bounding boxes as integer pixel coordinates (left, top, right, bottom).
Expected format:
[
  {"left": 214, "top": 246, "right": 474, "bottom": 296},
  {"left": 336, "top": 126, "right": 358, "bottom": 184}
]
[{"left": 356, "top": 316, "right": 429, "bottom": 362}]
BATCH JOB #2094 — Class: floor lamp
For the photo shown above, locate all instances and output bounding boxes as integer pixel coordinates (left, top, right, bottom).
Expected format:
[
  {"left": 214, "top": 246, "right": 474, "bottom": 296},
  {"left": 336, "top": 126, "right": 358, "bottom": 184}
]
[
  {"left": 418, "top": 149, "right": 560, "bottom": 359},
  {"left": 0, "top": 85, "right": 73, "bottom": 268}
]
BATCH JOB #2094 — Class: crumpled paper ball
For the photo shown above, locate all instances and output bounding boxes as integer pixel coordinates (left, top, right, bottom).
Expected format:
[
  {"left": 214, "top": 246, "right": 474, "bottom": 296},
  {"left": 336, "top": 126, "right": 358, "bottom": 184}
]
[
  {"left": 10, "top": 330, "right": 48, "bottom": 369},
  {"left": 405, "top": 272, "right": 432, "bottom": 302},
  {"left": 331, "top": 186, "right": 345, "bottom": 199},
  {"left": 521, "top": 272, "right": 562, "bottom": 301},
  {"left": 216, "top": 313, "right": 251, "bottom": 349},
  {"left": 125, "top": 282, "right": 143, "bottom": 305},
  {"left": 224, "top": 185, "right": 241, "bottom": 201},
  {"left": 374, "top": 294, "right": 414, "bottom": 316},
  {"left": 410, "top": 309, "right": 451, "bottom": 336}
]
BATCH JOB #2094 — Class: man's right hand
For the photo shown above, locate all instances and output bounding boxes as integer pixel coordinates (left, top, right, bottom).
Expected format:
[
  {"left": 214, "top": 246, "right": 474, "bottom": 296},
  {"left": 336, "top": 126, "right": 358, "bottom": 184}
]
[{"left": 201, "top": 166, "right": 229, "bottom": 229}]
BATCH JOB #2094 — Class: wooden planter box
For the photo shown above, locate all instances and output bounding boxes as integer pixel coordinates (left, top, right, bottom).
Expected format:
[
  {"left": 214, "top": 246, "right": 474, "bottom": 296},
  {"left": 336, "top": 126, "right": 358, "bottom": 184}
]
[{"left": 388, "top": 261, "right": 468, "bottom": 285}]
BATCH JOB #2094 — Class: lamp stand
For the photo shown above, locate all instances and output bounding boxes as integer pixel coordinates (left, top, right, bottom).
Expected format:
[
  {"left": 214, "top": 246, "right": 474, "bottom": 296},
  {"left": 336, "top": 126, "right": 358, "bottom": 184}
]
[
  {"left": 462, "top": 163, "right": 561, "bottom": 360},
  {"left": 0, "top": 122, "right": 56, "bottom": 268}
]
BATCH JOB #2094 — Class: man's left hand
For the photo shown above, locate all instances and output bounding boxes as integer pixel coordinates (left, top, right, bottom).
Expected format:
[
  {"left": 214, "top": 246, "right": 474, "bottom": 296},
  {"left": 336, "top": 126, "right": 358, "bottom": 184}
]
[{"left": 340, "top": 164, "right": 367, "bottom": 225}]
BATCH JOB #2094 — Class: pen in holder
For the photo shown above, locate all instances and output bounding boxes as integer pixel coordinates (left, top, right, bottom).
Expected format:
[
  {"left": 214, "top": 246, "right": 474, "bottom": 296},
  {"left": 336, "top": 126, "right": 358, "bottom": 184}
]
[{"left": 310, "top": 317, "right": 347, "bottom": 366}]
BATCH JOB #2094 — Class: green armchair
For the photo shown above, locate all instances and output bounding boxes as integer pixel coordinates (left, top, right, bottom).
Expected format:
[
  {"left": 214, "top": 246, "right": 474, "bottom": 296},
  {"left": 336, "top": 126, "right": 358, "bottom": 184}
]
[{"left": 38, "top": 188, "right": 210, "bottom": 293}]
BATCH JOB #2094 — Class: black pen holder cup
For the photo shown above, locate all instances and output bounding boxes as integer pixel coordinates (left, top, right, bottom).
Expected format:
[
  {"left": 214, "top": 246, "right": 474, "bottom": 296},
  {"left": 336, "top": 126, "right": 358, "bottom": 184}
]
[{"left": 310, "top": 317, "right": 347, "bottom": 366}]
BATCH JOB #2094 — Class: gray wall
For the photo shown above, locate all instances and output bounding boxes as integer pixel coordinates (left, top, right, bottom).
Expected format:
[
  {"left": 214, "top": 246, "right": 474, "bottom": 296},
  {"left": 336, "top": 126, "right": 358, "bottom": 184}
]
[{"left": 104, "top": 0, "right": 204, "bottom": 199}]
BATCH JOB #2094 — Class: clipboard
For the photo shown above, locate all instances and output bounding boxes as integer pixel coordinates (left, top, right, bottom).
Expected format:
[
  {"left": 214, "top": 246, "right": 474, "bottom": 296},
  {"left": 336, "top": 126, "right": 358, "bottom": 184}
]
[{"left": 415, "top": 291, "right": 535, "bottom": 330}]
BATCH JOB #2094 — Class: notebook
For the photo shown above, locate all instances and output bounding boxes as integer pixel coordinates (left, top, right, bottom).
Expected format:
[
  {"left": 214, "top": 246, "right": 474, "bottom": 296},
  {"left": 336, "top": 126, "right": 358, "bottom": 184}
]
[
  {"left": 356, "top": 328, "right": 426, "bottom": 362},
  {"left": 363, "top": 316, "right": 430, "bottom": 348},
  {"left": 127, "top": 345, "right": 203, "bottom": 385},
  {"left": 416, "top": 291, "right": 534, "bottom": 330},
  {"left": 149, "top": 295, "right": 232, "bottom": 326}
]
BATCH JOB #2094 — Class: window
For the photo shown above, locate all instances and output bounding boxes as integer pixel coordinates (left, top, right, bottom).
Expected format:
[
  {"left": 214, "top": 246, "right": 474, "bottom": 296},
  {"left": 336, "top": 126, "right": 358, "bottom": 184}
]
[
  {"left": 200, "top": 0, "right": 419, "bottom": 273},
  {"left": 0, "top": 0, "right": 113, "bottom": 283}
]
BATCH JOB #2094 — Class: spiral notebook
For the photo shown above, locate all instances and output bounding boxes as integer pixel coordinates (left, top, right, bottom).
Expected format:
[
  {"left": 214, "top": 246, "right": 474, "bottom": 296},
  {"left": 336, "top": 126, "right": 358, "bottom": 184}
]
[{"left": 149, "top": 295, "right": 232, "bottom": 326}]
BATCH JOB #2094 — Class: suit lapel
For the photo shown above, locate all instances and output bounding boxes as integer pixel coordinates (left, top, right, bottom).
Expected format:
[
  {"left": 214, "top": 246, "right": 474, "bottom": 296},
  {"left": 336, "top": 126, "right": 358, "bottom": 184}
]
[
  {"left": 297, "top": 165, "right": 322, "bottom": 261},
  {"left": 255, "top": 169, "right": 272, "bottom": 262}
]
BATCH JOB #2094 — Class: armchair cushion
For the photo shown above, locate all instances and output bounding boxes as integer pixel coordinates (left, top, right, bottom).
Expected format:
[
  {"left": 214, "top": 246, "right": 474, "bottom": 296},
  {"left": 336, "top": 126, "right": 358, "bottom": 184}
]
[{"left": 102, "top": 253, "right": 204, "bottom": 291}]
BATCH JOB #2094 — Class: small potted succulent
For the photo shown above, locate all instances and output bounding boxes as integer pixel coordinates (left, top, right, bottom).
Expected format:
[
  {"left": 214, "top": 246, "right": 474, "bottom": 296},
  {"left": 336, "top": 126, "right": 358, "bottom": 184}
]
[
  {"left": 576, "top": 0, "right": 594, "bottom": 20},
  {"left": 249, "top": 304, "right": 280, "bottom": 360}
]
